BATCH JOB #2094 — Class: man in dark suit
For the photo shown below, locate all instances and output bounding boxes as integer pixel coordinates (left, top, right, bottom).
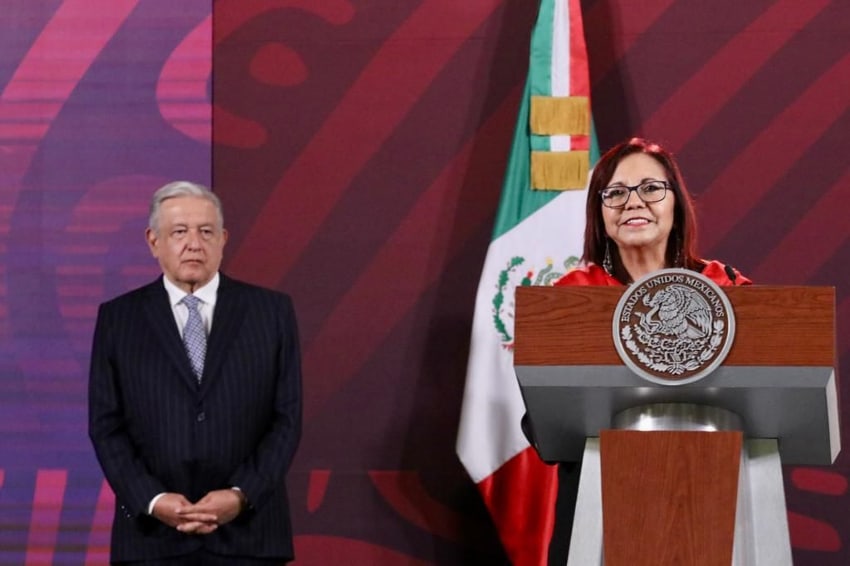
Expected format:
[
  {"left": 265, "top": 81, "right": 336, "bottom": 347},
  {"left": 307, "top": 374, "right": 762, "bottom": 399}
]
[{"left": 89, "top": 181, "right": 302, "bottom": 565}]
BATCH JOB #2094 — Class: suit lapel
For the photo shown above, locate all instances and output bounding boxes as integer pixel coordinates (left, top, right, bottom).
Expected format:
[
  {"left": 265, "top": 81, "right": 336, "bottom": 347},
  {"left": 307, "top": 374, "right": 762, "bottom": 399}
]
[
  {"left": 200, "top": 273, "right": 247, "bottom": 396},
  {"left": 142, "top": 278, "right": 200, "bottom": 392}
]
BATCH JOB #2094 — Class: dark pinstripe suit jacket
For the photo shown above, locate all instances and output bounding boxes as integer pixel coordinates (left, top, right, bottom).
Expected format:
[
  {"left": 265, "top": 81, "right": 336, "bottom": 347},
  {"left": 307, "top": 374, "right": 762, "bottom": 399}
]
[{"left": 88, "top": 274, "right": 302, "bottom": 562}]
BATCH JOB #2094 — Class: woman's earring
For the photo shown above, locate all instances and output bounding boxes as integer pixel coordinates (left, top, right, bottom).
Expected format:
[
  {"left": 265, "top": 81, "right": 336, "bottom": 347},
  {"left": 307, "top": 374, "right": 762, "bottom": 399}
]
[{"left": 603, "top": 239, "right": 613, "bottom": 275}]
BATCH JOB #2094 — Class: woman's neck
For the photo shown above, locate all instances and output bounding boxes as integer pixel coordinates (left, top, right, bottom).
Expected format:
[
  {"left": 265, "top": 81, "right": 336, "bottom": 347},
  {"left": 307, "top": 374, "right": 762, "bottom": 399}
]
[{"left": 617, "top": 245, "right": 667, "bottom": 282}]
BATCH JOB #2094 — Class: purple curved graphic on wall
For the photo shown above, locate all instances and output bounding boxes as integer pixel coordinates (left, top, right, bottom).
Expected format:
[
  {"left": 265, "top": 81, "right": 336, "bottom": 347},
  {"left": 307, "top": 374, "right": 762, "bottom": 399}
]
[{"left": 0, "top": 1, "right": 211, "bottom": 563}]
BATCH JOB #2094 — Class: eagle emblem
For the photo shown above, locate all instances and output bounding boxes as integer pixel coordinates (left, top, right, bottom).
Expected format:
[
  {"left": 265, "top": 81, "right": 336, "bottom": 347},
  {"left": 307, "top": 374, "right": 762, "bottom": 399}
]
[
  {"left": 613, "top": 269, "right": 736, "bottom": 385},
  {"left": 638, "top": 284, "right": 712, "bottom": 340}
]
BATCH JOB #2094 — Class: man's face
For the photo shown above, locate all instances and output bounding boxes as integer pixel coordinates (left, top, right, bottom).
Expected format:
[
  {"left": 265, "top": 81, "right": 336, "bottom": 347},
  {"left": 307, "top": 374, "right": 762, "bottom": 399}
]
[{"left": 146, "top": 196, "right": 227, "bottom": 293}]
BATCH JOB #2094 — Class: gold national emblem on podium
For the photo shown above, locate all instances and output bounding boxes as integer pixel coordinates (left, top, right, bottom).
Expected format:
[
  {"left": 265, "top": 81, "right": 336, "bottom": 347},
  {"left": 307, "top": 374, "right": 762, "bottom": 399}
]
[{"left": 612, "top": 268, "right": 736, "bottom": 385}]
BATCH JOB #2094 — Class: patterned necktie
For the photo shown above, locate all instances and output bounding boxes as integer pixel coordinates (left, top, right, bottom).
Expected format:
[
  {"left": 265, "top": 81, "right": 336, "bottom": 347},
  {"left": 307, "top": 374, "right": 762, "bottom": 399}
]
[{"left": 180, "top": 294, "right": 206, "bottom": 382}]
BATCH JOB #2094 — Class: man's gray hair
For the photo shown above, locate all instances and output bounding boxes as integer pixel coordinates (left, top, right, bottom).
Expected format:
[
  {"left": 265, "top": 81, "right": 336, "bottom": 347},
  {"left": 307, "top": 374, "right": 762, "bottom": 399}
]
[{"left": 148, "top": 181, "right": 224, "bottom": 233}]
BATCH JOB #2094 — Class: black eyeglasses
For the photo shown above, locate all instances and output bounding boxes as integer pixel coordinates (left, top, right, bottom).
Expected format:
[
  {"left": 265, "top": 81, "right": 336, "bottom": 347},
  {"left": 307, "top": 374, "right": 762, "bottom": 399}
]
[{"left": 599, "top": 180, "right": 670, "bottom": 209}]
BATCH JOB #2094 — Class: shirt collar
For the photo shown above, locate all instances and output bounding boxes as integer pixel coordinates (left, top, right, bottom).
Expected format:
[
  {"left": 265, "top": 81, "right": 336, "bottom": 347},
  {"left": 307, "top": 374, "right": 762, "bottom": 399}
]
[{"left": 162, "top": 272, "right": 220, "bottom": 307}]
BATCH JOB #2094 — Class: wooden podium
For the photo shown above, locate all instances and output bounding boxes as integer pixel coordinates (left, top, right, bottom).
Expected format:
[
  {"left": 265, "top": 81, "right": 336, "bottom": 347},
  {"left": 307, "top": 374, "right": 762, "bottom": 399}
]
[{"left": 514, "top": 284, "right": 839, "bottom": 566}]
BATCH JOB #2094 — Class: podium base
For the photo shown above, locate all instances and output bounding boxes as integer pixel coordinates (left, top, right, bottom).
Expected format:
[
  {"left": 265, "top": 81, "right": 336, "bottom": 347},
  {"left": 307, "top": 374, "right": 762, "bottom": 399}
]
[{"left": 567, "top": 437, "right": 792, "bottom": 566}]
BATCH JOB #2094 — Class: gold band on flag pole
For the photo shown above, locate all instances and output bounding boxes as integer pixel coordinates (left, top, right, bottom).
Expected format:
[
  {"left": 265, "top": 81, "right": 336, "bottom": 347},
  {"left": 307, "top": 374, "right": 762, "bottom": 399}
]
[
  {"left": 530, "top": 95, "right": 590, "bottom": 135},
  {"left": 529, "top": 95, "right": 590, "bottom": 190},
  {"left": 531, "top": 150, "right": 589, "bottom": 190}
]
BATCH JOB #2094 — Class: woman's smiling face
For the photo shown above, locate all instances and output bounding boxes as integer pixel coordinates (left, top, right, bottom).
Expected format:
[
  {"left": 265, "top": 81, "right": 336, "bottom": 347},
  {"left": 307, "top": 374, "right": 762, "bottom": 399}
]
[{"left": 602, "top": 152, "right": 675, "bottom": 255}]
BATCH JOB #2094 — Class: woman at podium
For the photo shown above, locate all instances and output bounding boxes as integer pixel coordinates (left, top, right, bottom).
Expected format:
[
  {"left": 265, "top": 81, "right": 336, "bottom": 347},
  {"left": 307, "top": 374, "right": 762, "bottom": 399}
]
[
  {"left": 540, "top": 137, "right": 752, "bottom": 563},
  {"left": 557, "top": 137, "right": 750, "bottom": 288}
]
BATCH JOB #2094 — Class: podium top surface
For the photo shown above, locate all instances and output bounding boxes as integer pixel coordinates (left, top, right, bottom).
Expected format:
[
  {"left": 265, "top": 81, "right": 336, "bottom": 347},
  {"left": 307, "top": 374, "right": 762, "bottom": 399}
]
[
  {"left": 515, "top": 285, "right": 835, "bottom": 367},
  {"left": 514, "top": 285, "right": 840, "bottom": 465}
]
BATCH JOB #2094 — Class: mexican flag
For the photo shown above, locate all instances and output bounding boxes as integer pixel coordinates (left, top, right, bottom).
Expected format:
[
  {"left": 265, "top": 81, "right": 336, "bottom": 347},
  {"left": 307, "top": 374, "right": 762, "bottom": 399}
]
[{"left": 455, "top": 0, "right": 599, "bottom": 563}]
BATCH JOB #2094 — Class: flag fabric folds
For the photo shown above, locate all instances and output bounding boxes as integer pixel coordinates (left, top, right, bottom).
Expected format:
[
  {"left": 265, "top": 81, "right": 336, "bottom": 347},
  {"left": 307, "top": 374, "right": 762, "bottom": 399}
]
[{"left": 455, "top": 0, "right": 598, "bottom": 563}]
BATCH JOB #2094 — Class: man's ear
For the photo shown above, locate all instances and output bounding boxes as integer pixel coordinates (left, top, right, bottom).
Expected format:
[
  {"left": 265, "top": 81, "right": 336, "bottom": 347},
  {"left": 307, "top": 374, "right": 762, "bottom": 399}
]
[{"left": 145, "top": 228, "right": 158, "bottom": 257}]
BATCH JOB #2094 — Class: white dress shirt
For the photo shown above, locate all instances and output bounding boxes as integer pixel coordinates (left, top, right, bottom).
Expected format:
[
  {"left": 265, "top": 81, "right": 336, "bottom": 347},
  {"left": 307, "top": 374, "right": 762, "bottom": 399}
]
[{"left": 162, "top": 272, "right": 219, "bottom": 337}]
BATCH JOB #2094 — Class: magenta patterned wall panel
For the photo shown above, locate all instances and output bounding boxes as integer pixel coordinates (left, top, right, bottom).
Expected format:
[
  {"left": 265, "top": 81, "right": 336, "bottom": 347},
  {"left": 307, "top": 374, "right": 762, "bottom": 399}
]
[{"left": 0, "top": 1, "right": 211, "bottom": 563}]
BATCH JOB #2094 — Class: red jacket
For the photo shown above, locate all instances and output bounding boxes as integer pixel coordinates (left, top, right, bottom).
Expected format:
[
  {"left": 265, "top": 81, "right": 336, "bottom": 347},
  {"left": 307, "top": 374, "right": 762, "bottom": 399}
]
[{"left": 554, "top": 260, "right": 752, "bottom": 287}]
